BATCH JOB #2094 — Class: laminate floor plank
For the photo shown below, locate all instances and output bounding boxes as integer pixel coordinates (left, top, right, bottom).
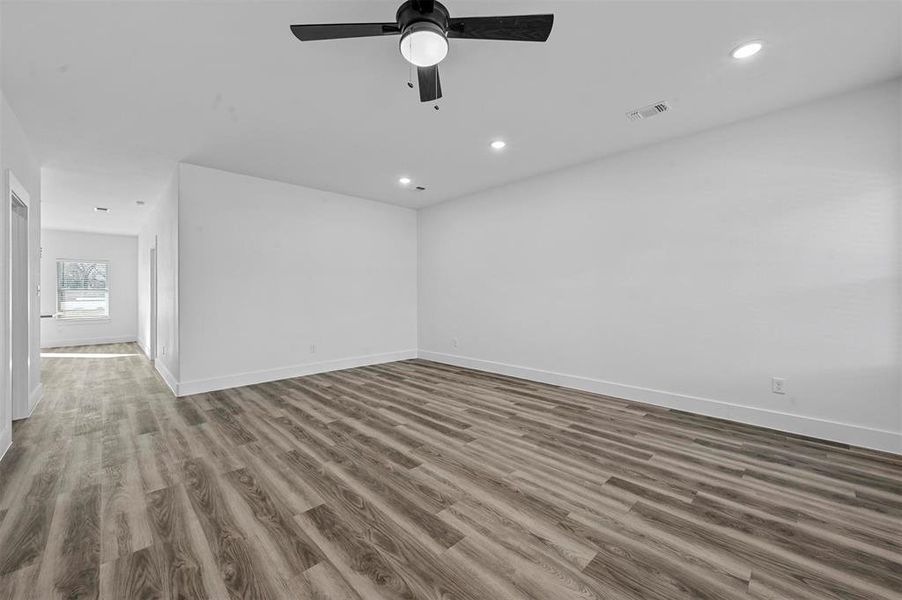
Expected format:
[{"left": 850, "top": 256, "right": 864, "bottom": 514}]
[
  {"left": 144, "top": 484, "right": 229, "bottom": 600},
  {"left": 0, "top": 344, "right": 897, "bottom": 599},
  {"left": 53, "top": 482, "right": 102, "bottom": 599},
  {"left": 222, "top": 467, "right": 323, "bottom": 574},
  {"left": 294, "top": 561, "right": 364, "bottom": 600},
  {"left": 179, "top": 457, "right": 279, "bottom": 600},
  {"left": 99, "top": 544, "right": 164, "bottom": 600}
]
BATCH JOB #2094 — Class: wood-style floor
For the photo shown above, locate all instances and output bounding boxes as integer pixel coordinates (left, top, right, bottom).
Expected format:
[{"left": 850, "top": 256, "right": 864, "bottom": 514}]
[{"left": 0, "top": 344, "right": 900, "bottom": 599}]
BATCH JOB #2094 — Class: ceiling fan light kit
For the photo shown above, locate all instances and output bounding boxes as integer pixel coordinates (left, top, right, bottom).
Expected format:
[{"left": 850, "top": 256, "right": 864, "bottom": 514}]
[
  {"left": 290, "top": 0, "right": 554, "bottom": 103},
  {"left": 400, "top": 22, "right": 449, "bottom": 67}
]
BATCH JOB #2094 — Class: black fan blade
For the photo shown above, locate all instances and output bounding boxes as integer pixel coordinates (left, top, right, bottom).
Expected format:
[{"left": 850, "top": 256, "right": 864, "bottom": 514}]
[
  {"left": 290, "top": 22, "right": 400, "bottom": 42},
  {"left": 413, "top": 0, "right": 435, "bottom": 13},
  {"left": 417, "top": 65, "right": 442, "bottom": 102},
  {"left": 447, "top": 14, "right": 554, "bottom": 42}
]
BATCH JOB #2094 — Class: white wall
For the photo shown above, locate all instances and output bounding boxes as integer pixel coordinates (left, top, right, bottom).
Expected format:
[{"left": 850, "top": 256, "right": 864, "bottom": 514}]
[
  {"left": 176, "top": 163, "right": 417, "bottom": 395},
  {"left": 40, "top": 229, "right": 137, "bottom": 348},
  {"left": 418, "top": 79, "right": 902, "bottom": 454},
  {"left": 0, "top": 88, "right": 42, "bottom": 456},
  {"left": 137, "top": 170, "right": 179, "bottom": 392}
]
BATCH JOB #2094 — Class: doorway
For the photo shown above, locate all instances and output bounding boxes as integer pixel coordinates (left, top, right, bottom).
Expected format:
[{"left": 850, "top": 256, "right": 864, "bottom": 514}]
[{"left": 9, "top": 172, "right": 31, "bottom": 421}]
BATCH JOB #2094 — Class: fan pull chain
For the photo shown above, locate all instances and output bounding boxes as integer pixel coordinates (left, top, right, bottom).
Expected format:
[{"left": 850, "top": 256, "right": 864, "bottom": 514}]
[{"left": 406, "top": 36, "right": 414, "bottom": 89}]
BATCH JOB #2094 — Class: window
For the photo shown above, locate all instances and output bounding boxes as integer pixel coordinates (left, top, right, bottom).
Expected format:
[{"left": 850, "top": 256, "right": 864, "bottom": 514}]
[{"left": 56, "top": 260, "right": 110, "bottom": 320}]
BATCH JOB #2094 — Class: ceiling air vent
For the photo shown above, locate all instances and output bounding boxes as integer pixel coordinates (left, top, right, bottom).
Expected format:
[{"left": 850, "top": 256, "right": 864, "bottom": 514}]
[{"left": 626, "top": 101, "right": 671, "bottom": 122}]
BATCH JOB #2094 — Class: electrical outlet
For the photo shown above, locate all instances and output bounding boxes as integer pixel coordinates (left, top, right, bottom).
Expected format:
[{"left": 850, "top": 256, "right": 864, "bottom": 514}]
[
  {"left": 310, "top": 343, "right": 316, "bottom": 354},
  {"left": 771, "top": 377, "right": 786, "bottom": 395},
  {"left": 451, "top": 337, "right": 459, "bottom": 349},
  {"left": 161, "top": 345, "right": 167, "bottom": 357}
]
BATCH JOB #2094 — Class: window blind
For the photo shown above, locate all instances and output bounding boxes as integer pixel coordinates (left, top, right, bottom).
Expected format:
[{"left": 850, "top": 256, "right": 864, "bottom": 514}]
[{"left": 56, "top": 260, "right": 110, "bottom": 320}]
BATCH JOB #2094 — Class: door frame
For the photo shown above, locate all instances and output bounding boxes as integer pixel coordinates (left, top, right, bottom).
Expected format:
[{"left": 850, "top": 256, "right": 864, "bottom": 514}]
[
  {"left": 149, "top": 239, "right": 158, "bottom": 362},
  {"left": 8, "top": 170, "right": 32, "bottom": 421}
]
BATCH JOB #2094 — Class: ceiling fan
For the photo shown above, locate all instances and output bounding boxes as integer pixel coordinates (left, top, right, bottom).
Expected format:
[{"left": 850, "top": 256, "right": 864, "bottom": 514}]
[{"left": 290, "top": 1, "right": 554, "bottom": 103}]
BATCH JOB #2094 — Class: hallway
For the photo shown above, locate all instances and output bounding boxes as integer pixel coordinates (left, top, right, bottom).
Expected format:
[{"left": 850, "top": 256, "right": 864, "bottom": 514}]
[{"left": 0, "top": 344, "right": 163, "bottom": 597}]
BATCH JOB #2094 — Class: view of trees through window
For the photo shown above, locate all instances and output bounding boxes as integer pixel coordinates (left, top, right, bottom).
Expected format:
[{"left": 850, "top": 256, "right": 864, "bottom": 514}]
[{"left": 56, "top": 260, "right": 109, "bottom": 319}]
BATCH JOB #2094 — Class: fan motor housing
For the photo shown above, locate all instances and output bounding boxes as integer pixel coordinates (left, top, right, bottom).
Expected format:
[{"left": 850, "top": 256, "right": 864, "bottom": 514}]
[{"left": 396, "top": 1, "right": 450, "bottom": 33}]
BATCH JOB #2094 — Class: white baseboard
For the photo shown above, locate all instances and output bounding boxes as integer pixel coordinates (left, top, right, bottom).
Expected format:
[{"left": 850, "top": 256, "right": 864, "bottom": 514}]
[
  {"left": 28, "top": 383, "right": 43, "bottom": 417},
  {"left": 0, "top": 431, "right": 10, "bottom": 465},
  {"left": 41, "top": 335, "right": 137, "bottom": 349},
  {"left": 155, "top": 360, "right": 179, "bottom": 396},
  {"left": 177, "top": 349, "right": 418, "bottom": 396},
  {"left": 12, "top": 383, "right": 43, "bottom": 421},
  {"left": 136, "top": 338, "right": 149, "bottom": 358},
  {"left": 417, "top": 350, "right": 902, "bottom": 455}
]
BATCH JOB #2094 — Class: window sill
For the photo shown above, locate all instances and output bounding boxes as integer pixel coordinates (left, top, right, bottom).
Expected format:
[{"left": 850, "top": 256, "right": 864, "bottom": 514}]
[{"left": 55, "top": 317, "right": 111, "bottom": 324}]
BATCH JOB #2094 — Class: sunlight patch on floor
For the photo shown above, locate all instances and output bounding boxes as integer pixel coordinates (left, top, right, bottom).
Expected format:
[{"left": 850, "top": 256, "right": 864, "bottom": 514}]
[{"left": 40, "top": 352, "right": 140, "bottom": 359}]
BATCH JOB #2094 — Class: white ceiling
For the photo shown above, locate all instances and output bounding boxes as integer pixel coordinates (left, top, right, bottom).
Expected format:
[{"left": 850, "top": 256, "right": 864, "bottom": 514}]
[{"left": 2, "top": 0, "right": 900, "bottom": 234}]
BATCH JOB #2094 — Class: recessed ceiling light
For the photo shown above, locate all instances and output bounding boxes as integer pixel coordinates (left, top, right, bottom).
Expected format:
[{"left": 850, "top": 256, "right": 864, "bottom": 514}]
[
  {"left": 399, "top": 176, "right": 412, "bottom": 185},
  {"left": 731, "top": 41, "right": 762, "bottom": 59},
  {"left": 94, "top": 207, "right": 110, "bottom": 213},
  {"left": 490, "top": 140, "right": 506, "bottom": 150}
]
